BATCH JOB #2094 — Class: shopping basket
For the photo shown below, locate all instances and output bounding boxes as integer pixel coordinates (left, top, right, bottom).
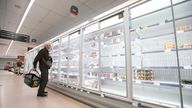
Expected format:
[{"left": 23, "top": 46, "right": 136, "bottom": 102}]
[{"left": 24, "top": 69, "right": 41, "bottom": 88}]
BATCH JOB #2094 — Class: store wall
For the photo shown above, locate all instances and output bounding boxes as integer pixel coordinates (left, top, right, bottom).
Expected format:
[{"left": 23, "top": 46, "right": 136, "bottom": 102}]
[{"left": 0, "top": 58, "right": 16, "bottom": 70}]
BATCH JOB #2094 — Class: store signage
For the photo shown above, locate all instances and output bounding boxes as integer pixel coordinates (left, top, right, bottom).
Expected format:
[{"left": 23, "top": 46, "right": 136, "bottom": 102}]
[
  {"left": 0, "top": 29, "right": 30, "bottom": 43},
  {"left": 70, "top": 5, "right": 78, "bottom": 16}
]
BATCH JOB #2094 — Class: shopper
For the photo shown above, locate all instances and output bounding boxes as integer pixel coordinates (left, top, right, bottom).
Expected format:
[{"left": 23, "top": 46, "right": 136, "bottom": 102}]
[
  {"left": 33, "top": 42, "right": 52, "bottom": 97},
  {"left": 16, "top": 59, "right": 22, "bottom": 75}
]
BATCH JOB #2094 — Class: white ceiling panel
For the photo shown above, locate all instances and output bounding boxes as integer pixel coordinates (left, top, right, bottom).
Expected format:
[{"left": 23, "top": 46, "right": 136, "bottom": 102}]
[
  {"left": 35, "top": 0, "right": 60, "bottom": 10},
  {"left": 42, "top": 11, "right": 63, "bottom": 25},
  {"left": 22, "top": 17, "right": 40, "bottom": 30},
  {"left": 5, "top": 11, "right": 21, "bottom": 24},
  {"left": 0, "top": 0, "right": 6, "bottom": 9},
  {"left": 77, "top": 0, "right": 88, "bottom": 4},
  {"left": 85, "top": 0, "right": 115, "bottom": 11},
  {"left": 6, "top": 0, "right": 29, "bottom": 15},
  {"left": 32, "top": 22, "right": 52, "bottom": 33},
  {"left": 3, "top": 23, "right": 17, "bottom": 31},
  {"left": 0, "top": 9, "right": 5, "bottom": 27},
  {"left": 0, "top": 0, "right": 29, "bottom": 32},
  {"left": 19, "top": 26, "right": 32, "bottom": 34},
  {"left": 27, "top": 3, "right": 49, "bottom": 21},
  {"left": 52, "top": 0, "right": 82, "bottom": 17}
]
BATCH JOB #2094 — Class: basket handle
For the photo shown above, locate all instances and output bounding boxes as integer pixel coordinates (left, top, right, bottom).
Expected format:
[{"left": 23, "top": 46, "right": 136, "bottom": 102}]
[{"left": 29, "top": 69, "right": 40, "bottom": 75}]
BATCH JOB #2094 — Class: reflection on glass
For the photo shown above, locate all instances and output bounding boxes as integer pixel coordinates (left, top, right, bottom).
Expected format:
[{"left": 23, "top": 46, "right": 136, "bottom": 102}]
[
  {"left": 60, "top": 36, "right": 69, "bottom": 84},
  {"left": 100, "top": 23, "right": 126, "bottom": 96},
  {"left": 49, "top": 40, "right": 60, "bottom": 82},
  {"left": 174, "top": 1, "right": 192, "bottom": 107},
  {"left": 68, "top": 32, "right": 80, "bottom": 86},
  {"left": 83, "top": 31, "right": 100, "bottom": 90},
  {"left": 130, "top": 1, "right": 181, "bottom": 107}
]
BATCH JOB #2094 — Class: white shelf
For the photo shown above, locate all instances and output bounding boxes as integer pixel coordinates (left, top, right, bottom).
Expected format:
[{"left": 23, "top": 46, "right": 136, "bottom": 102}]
[{"left": 134, "top": 80, "right": 192, "bottom": 89}]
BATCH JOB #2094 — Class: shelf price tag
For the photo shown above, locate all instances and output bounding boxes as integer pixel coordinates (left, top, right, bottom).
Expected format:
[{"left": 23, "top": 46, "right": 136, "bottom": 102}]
[
  {"left": 135, "top": 80, "right": 141, "bottom": 84},
  {"left": 184, "top": 66, "right": 192, "bottom": 69},
  {"left": 154, "top": 82, "right": 160, "bottom": 86},
  {"left": 164, "top": 49, "right": 171, "bottom": 52},
  {"left": 183, "top": 85, "right": 192, "bottom": 89},
  {"left": 136, "top": 66, "right": 141, "bottom": 69}
]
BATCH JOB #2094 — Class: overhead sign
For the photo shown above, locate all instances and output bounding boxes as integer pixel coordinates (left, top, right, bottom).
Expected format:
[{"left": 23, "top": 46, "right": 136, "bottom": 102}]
[
  {"left": 70, "top": 5, "right": 78, "bottom": 16},
  {"left": 0, "top": 29, "right": 30, "bottom": 43}
]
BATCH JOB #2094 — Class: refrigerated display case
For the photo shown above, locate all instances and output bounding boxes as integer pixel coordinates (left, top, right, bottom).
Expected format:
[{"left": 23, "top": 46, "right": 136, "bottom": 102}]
[
  {"left": 130, "top": 0, "right": 192, "bottom": 107},
  {"left": 83, "top": 23, "right": 100, "bottom": 90},
  {"left": 24, "top": 0, "right": 192, "bottom": 107},
  {"left": 82, "top": 13, "right": 127, "bottom": 96},
  {"left": 173, "top": 0, "right": 192, "bottom": 107}
]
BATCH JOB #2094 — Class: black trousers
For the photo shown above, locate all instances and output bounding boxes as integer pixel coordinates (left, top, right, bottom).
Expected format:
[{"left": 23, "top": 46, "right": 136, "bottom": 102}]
[{"left": 38, "top": 66, "right": 48, "bottom": 95}]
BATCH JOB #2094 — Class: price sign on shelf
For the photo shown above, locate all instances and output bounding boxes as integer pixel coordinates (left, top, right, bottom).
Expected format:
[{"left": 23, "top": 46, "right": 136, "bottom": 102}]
[
  {"left": 164, "top": 49, "right": 171, "bottom": 52},
  {"left": 184, "top": 66, "right": 192, "bottom": 69},
  {"left": 183, "top": 85, "right": 192, "bottom": 89}
]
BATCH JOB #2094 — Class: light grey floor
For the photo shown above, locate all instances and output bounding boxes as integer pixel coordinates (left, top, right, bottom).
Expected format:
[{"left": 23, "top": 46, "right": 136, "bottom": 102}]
[{"left": 0, "top": 70, "right": 92, "bottom": 108}]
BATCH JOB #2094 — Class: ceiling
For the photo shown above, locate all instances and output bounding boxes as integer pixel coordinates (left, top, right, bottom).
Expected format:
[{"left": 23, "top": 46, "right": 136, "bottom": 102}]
[
  {"left": 0, "top": 0, "right": 129, "bottom": 57},
  {"left": 1, "top": 0, "right": 129, "bottom": 43}
]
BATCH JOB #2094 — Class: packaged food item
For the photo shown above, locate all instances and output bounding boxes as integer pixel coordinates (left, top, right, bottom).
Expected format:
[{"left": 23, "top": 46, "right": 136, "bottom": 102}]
[
  {"left": 135, "top": 69, "right": 154, "bottom": 80},
  {"left": 164, "top": 42, "right": 175, "bottom": 49},
  {"left": 181, "top": 44, "right": 192, "bottom": 48}
]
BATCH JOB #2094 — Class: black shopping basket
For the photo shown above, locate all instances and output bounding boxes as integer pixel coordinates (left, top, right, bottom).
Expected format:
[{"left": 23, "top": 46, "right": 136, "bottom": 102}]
[{"left": 24, "top": 69, "right": 41, "bottom": 88}]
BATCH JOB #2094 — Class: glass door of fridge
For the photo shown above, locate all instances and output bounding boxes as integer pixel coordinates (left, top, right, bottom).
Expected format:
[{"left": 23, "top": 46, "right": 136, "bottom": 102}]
[
  {"left": 129, "top": 0, "right": 181, "bottom": 107},
  {"left": 68, "top": 32, "right": 80, "bottom": 86},
  {"left": 173, "top": 0, "right": 192, "bottom": 107},
  {"left": 82, "top": 23, "right": 100, "bottom": 91},
  {"left": 49, "top": 40, "right": 60, "bottom": 82},
  {"left": 100, "top": 23, "right": 127, "bottom": 97},
  {"left": 60, "top": 36, "right": 69, "bottom": 84}
]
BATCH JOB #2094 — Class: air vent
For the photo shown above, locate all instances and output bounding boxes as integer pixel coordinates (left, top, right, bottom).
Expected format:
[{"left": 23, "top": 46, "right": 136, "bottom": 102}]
[{"left": 14, "top": 4, "right": 21, "bottom": 9}]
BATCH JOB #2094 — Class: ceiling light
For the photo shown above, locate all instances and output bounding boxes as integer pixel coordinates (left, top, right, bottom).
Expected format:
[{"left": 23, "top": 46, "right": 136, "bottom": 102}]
[
  {"left": 16, "top": 0, "right": 35, "bottom": 33},
  {"left": 5, "top": 40, "right": 14, "bottom": 55}
]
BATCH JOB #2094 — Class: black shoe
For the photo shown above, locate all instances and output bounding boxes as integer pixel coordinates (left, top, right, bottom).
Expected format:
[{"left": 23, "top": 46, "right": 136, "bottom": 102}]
[
  {"left": 44, "top": 91, "right": 48, "bottom": 94},
  {"left": 37, "top": 94, "right": 47, "bottom": 97}
]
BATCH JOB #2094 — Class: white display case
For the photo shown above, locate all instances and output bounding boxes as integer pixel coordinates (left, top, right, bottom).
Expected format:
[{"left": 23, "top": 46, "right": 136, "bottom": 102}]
[
  {"left": 24, "top": 0, "right": 192, "bottom": 107},
  {"left": 130, "top": 0, "right": 192, "bottom": 107}
]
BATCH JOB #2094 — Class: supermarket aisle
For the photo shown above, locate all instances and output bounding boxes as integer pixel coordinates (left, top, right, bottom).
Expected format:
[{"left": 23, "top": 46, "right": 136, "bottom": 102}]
[{"left": 0, "top": 70, "right": 92, "bottom": 108}]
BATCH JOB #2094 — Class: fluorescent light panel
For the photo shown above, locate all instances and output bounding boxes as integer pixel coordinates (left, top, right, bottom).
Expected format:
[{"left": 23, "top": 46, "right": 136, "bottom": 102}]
[
  {"left": 16, "top": 0, "right": 35, "bottom": 33},
  {"left": 5, "top": 40, "right": 14, "bottom": 55}
]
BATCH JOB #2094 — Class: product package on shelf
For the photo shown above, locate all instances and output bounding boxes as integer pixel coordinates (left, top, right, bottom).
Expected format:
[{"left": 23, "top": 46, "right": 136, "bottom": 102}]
[
  {"left": 180, "top": 43, "right": 192, "bottom": 48},
  {"left": 182, "top": 80, "right": 192, "bottom": 85},
  {"left": 164, "top": 42, "right": 175, "bottom": 50},
  {"left": 135, "top": 69, "right": 154, "bottom": 81}
]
